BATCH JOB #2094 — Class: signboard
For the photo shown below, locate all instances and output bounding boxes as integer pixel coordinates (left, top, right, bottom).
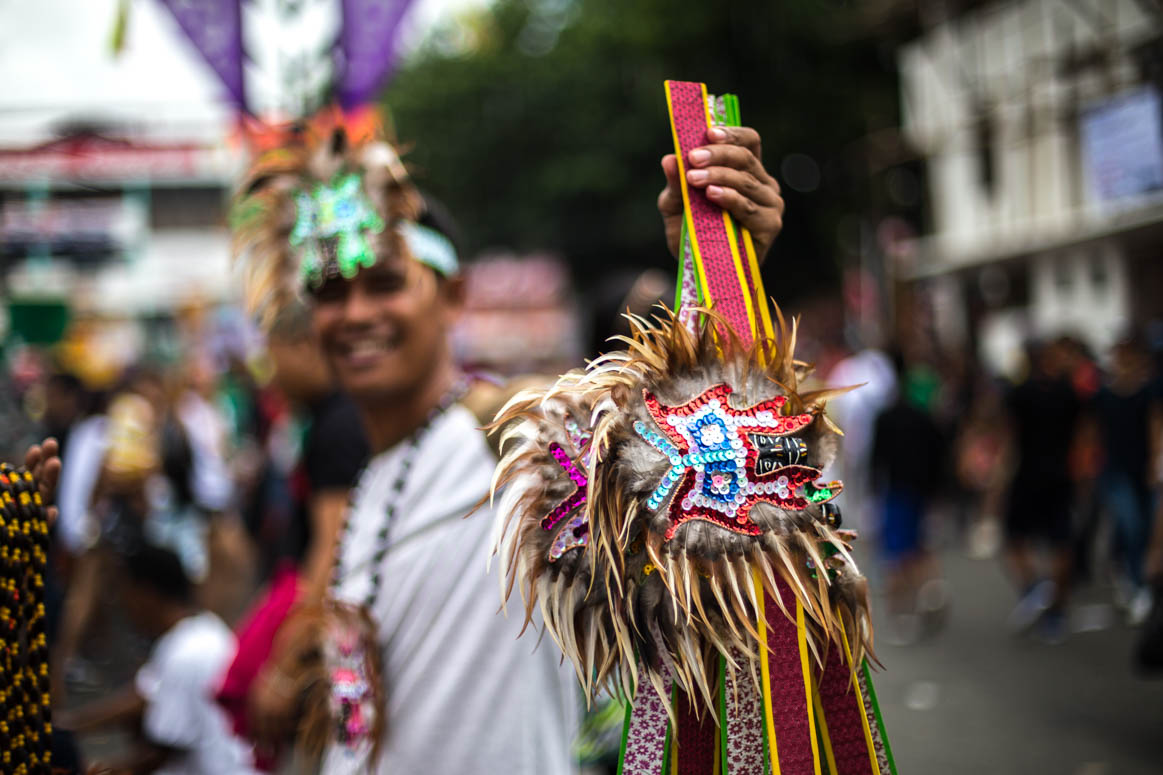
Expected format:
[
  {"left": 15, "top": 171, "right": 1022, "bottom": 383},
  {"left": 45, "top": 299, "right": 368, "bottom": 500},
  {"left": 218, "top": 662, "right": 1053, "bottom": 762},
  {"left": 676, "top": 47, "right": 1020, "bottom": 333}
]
[
  {"left": 1081, "top": 86, "right": 1163, "bottom": 204},
  {"left": 0, "top": 197, "right": 139, "bottom": 264},
  {"left": 0, "top": 134, "right": 235, "bottom": 184}
]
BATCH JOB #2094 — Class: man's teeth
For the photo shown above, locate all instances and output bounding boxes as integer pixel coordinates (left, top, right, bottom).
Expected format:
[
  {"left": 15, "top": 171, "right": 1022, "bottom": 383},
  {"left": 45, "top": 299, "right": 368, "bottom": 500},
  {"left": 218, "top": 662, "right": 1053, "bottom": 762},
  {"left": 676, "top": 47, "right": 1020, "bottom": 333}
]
[{"left": 349, "top": 340, "right": 386, "bottom": 357}]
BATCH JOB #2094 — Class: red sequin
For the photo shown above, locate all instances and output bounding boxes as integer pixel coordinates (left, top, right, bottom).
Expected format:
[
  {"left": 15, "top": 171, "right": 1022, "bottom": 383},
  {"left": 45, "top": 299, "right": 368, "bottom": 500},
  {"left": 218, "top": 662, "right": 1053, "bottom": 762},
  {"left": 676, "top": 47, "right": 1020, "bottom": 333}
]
[{"left": 640, "top": 384, "right": 824, "bottom": 542}]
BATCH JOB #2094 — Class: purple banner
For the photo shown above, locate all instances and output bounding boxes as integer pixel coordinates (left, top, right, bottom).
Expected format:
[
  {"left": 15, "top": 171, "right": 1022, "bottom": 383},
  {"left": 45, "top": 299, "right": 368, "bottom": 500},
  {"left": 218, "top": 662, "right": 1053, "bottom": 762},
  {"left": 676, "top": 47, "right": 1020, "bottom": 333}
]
[
  {"left": 338, "top": 0, "right": 417, "bottom": 109},
  {"left": 158, "top": 0, "right": 247, "bottom": 112}
]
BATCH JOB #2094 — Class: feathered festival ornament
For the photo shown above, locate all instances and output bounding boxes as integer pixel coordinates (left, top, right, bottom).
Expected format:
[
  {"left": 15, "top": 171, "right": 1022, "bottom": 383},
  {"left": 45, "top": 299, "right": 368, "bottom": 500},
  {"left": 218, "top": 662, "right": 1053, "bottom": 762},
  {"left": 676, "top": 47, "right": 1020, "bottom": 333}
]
[
  {"left": 491, "top": 385, "right": 624, "bottom": 699},
  {"left": 582, "top": 307, "right": 870, "bottom": 696},
  {"left": 491, "top": 83, "right": 896, "bottom": 775}
]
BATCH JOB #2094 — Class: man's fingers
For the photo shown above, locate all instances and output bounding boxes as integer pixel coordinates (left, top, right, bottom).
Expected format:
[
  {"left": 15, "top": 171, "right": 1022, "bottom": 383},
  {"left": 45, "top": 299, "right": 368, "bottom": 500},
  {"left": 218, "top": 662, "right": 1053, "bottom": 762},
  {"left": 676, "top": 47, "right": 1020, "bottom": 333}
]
[
  {"left": 706, "top": 185, "right": 781, "bottom": 235},
  {"left": 658, "top": 155, "right": 683, "bottom": 216},
  {"left": 25, "top": 438, "right": 61, "bottom": 508},
  {"left": 705, "top": 125, "right": 762, "bottom": 161},
  {"left": 23, "top": 443, "right": 41, "bottom": 472},
  {"left": 685, "top": 167, "right": 780, "bottom": 207},
  {"left": 25, "top": 438, "right": 58, "bottom": 473},
  {"left": 42, "top": 457, "right": 61, "bottom": 499},
  {"left": 687, "top": 142, "right": 769, "bottom": 186}
]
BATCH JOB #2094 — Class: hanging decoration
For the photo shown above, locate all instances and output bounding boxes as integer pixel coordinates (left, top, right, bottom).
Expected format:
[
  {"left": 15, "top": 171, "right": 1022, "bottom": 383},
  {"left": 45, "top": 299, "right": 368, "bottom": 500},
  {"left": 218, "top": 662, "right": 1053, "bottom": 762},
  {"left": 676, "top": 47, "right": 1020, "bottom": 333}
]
[
  {"left": 156, "top": 0, "right": 416, "bottom": 119},
  {"left": 157, "top": 0, "right": 248, "bottom": 112},
  {"left": 337, "top": 0, "right": 419, "bottom": 110}
]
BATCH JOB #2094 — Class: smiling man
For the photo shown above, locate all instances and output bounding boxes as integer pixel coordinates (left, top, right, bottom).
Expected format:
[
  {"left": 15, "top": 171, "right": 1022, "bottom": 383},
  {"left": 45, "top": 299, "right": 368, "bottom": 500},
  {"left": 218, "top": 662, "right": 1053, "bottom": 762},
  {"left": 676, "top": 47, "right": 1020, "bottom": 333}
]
[{"left": 232, "top": 114, "right": 782, "bottom": 773}]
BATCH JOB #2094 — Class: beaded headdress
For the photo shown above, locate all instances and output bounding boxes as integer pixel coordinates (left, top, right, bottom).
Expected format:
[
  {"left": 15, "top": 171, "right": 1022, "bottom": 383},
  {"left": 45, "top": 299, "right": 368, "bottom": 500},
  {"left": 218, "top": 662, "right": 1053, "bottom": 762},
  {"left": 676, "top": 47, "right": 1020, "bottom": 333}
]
[{"left": 231, "top": 120, "right": 458, "bottom": 330}]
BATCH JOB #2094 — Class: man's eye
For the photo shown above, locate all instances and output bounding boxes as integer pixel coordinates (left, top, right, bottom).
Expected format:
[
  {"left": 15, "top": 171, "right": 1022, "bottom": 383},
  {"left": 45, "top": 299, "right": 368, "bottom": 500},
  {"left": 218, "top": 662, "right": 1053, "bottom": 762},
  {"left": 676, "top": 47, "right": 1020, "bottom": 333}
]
[
  {"left": 366, "top": 272, "right": 407, "bottom": 294},
  {"left": 311, "top": 280, "right": 347, "bottom": 304}
]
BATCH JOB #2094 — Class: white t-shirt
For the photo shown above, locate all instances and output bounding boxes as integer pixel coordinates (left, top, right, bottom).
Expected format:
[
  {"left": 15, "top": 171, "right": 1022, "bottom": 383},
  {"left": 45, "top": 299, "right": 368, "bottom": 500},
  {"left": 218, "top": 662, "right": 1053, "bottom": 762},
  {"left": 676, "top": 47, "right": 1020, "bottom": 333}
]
[
  {"left": 323, "top": 405, "right": 578, "bottom": 775},
  {"left": 176, "top": 391, "right": 235, "bottom": 513},
  {"left": 134, "top": 611, "right": 259, "bottom": 775},
  {"left": 56, "top": 414, "right": 107, "bottom": 554}
]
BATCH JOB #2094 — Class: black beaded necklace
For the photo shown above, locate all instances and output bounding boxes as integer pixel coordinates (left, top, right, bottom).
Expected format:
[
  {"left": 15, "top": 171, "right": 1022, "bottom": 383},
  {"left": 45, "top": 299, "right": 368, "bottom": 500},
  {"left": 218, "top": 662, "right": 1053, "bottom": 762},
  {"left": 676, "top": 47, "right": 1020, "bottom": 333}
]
[{"left": 330, "top": 380, "right": 468, "bottom": 609}]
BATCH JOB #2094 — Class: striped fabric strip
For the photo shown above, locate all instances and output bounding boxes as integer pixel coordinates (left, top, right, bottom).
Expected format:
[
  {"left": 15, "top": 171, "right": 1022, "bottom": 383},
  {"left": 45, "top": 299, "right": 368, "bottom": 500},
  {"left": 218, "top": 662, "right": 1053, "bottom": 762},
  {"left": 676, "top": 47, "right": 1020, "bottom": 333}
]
[
  {"left": 620, "top": 668, "right": 674, "bottom": 775},
  {"left": 706, "top": 93, "right": 764, "bottom": 348},
  {"left": 858, "top": 662, "right": 897, "bottom": 775},
  {"left": 722, "top": 649, "right": 768, "bottom": 774},
  {"left": 677, "top": 222, "right": 702, "bottom": 334},
  {"left": 665, "top": 80, "right": 756, "bottom": 345},
  {"left": 763, "top": 577, "right": 822, "bottom": 775},
  {"left": 813, "top": 633, "right": 876, "bottom": 775}
]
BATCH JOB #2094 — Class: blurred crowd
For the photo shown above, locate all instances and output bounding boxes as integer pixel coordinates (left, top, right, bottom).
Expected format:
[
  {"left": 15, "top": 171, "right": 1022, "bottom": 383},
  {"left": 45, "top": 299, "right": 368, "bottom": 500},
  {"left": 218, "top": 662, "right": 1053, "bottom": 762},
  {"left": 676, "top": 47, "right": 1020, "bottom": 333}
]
[
  {"left": 0, "top": 300, "right": 376, "bottom": 772},
  {"left": 2, "top": 290, "right": 1162, "bottom": 771},
  {"left": 823, "top": 329, "right": 1163, "bottom": 657}
]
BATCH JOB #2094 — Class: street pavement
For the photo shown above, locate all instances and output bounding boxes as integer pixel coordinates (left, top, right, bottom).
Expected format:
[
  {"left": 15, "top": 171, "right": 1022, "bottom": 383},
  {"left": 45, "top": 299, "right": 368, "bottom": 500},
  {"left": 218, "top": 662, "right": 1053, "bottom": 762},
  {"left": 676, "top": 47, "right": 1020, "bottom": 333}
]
[{"left": 867, "top": 549, "right": 1163, "bottom": 774}]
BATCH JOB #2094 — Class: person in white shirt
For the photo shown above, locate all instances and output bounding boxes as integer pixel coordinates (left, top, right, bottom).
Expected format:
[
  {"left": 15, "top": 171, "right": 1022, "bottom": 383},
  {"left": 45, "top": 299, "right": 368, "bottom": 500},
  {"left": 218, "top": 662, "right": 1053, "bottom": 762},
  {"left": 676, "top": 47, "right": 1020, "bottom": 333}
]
[
  {"left": 233, "top": 131, "right": 579, "bottom": 774},
  {"left": 59, "top": 543, "right": 259, "bottom": 775}
]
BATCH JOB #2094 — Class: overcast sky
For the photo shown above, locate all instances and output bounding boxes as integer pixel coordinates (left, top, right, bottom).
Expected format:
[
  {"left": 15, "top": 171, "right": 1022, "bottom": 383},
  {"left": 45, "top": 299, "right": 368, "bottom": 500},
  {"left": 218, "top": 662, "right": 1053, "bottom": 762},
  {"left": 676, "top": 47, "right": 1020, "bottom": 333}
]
[{"left": 0, "top": 0, "right": 488, "bottom": 145}]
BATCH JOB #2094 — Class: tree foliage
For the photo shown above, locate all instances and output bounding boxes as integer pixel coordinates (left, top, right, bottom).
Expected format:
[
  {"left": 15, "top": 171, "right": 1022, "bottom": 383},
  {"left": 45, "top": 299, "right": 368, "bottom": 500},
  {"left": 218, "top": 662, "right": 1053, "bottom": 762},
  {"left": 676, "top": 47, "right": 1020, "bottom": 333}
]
[{"left": 384, "top": 0, "right": 898, "bottom": 299}]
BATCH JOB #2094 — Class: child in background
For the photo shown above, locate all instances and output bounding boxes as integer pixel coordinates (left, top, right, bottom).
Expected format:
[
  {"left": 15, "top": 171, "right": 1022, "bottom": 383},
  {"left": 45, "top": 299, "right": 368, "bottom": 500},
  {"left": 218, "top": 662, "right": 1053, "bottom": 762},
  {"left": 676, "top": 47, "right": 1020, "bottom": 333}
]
[{"left": 59, "top": 543, "right": 259, "bottom": 774}]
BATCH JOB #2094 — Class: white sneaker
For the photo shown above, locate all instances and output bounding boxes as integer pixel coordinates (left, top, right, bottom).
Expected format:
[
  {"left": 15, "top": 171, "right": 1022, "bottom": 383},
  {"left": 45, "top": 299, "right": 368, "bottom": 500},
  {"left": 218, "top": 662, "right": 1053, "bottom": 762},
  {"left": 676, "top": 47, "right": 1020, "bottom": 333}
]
[
  {"left": 1008, "top": 580, "right": 1055, "bottom": 634},
  {"left": 1129, "top": 587, "right": 1153, "bottom": 627}
]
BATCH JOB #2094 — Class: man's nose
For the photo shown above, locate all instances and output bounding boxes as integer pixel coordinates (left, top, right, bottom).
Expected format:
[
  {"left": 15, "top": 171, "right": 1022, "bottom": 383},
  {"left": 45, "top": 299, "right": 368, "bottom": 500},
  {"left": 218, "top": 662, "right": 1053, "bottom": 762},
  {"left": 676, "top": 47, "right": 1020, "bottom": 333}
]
[{"left": 340, "top": 283, "right": 378, "bottom": 324}]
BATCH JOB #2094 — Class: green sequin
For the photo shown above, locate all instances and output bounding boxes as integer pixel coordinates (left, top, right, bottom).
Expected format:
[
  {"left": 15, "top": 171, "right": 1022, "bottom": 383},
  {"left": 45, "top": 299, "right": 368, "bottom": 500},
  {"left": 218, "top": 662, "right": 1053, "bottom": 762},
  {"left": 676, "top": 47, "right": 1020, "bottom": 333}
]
[
  {"left": 290, "top": 173, "right": 386, "bottom": 288},
  {"left": 803, "top": 481, "right": 838, "bottom": 503}
]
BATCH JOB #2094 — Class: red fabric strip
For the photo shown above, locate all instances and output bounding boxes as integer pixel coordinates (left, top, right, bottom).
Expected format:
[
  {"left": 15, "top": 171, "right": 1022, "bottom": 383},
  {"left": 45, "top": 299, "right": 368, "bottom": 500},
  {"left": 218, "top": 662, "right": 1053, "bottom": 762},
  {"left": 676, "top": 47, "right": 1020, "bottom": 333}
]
[
  {"left": 674, "top": 687, "right": 717, "bottom": 775},
  {"left": 765, "top": 579, "right": 816, "bottom": 773},
  {"left": 666, "top": 80, "right": 753, "bottom": 345},
  {"left": 816, "top": 641, "right": 875, "bottom": 775}
]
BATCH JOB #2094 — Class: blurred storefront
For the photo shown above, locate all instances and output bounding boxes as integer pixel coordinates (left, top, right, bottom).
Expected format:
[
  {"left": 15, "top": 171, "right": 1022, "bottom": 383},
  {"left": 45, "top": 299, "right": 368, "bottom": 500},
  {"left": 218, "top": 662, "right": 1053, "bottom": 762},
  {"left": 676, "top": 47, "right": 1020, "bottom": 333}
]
[
  {"left": 453, "top": 252, "right": 583, "bottom": 376},
  {"left": 0, "top": 129, "right": 241, "bottom": 310},
  {"left": 0, "top": 0, "right": 247, "bottom": 375},
  {"left": 0, "top": 126, "right": 245, "bottom": 377},
  {"left": 889, "top": 0, "right": 1163, "bottom": 375}
]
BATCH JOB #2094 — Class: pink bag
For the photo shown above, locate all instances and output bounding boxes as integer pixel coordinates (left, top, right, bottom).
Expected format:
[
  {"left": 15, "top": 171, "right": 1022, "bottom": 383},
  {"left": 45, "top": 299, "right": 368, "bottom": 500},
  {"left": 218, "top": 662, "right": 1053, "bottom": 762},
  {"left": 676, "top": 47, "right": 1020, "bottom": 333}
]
[{"left": 217, "top": 563, "right": 301, "bottom": 765}]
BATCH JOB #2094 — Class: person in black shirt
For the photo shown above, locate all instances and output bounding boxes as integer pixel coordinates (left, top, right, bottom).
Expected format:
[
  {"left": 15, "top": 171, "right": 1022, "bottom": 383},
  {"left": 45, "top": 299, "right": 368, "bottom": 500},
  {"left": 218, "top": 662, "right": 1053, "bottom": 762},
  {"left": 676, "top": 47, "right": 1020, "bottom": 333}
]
[
  {"left": 1003, "top": 340, "right": 1081, "bottom": 640},
  {"left": 1094, "top": 336, "right": 1161, "bottom": 624},
  {"left": 216, "top": 303, "right": 369, "bottom": 757},
  {"left": 871, "top": 354, "right": 947, "bottom": 640},
  {"left": 265, "top": 302, "right": 370, "bottom": 600}
]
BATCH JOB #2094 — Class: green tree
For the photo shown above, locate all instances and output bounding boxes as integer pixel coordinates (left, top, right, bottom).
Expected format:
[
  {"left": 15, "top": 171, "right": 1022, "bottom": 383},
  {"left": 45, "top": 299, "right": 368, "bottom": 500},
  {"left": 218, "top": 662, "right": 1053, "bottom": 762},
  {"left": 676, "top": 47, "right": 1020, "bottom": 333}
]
[{"left": 385, "top": 0, "right": 898, "bottom": 300}]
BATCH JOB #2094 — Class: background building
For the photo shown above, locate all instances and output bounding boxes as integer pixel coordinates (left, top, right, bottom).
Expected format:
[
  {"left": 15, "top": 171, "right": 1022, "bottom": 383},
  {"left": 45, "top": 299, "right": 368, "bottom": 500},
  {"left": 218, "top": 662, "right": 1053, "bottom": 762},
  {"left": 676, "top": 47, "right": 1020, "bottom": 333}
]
[{"left": 892, "top": 0, "right": 1162, "bottom": 374}]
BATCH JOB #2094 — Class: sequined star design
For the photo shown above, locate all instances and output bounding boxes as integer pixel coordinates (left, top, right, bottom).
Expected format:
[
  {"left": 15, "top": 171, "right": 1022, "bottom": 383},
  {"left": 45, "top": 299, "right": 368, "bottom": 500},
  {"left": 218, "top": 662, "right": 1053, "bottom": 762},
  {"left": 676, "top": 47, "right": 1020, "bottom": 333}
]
[
  {"left": 634, "top": 384, "right": 843, "bottom": 540},
  {"left": 291, "top": 173, "right": 386, "bottom": 288},
  {"left": 541, "top": 417, "right": 593, "bottom": 562}
]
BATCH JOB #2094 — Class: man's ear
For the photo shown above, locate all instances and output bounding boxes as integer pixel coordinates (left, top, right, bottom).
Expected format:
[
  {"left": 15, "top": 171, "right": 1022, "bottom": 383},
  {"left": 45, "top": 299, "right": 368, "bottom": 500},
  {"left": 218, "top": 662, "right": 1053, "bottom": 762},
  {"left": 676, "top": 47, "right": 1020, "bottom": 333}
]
[{"left": 439, "top": 273, "right": 467, "bottom": 319}]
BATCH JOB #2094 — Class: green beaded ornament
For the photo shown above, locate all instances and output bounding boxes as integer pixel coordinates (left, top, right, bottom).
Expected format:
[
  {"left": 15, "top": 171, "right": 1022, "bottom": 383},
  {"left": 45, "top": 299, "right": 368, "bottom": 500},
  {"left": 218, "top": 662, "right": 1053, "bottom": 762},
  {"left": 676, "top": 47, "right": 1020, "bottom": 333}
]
[{"left": 290, "top": 173, "right": 386, "bottom": 288}]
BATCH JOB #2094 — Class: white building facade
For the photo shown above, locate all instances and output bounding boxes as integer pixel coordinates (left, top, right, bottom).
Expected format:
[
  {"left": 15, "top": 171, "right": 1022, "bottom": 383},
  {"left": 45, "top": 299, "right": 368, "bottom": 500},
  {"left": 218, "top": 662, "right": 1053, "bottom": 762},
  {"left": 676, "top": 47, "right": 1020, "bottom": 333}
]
[{"left": 896, "top": 0, "right": 1163, "bottom": 373}]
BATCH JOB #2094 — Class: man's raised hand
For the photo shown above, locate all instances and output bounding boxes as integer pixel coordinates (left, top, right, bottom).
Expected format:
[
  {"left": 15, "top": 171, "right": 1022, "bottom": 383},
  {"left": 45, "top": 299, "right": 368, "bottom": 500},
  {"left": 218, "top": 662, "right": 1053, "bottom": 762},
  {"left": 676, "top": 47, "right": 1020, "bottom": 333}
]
[{"left": 658, "top": 125, "right": 784, "bottom": 263}]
